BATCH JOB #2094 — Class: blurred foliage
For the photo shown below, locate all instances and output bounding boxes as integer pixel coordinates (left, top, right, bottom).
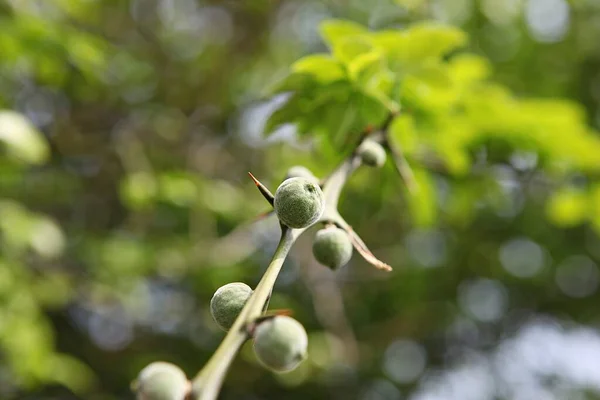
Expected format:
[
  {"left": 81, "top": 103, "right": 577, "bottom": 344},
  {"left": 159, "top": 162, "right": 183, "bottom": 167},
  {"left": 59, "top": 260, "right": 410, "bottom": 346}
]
[{"left": 1, "top": 0, "right": 600, "bottom": 399}]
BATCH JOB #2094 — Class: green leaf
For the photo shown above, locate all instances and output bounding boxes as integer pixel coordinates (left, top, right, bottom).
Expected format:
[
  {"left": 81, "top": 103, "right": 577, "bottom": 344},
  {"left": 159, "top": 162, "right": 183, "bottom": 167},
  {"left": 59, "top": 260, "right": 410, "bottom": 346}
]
[
  {"left": 292, "top": 54, "right": 346, "bottom": 83},
  {"left": 264, "top": 103, "right": 297, "bottom": 136},
  {"left": 448, "top": 54, "right": 491, "bottom": 86},
  {"left": 546, "top": 188, "right": 588, "bottom": 227},
  {"left": 348, "top": 51, "right": 382, "bottom": 82},
  {"left": 332, "top": 36, "right": 374, "bottom": 65},
  {"left": 0, "top": 110, "right": 49, "bottom": 165},
  {"left": 356, "top": 91, "right": 389, "bottom": 128},
  {"left": 373, "top": 22, "right": 467, "bottom": 71},
  {"left": 264, "top": 80, "right": 355, "bottom": 138},
  {"left": 319, "top": 20, "right": 367, "bottom": 49},
  {"left": 399, "top": 64, "right": 457, "bottom": 114}
]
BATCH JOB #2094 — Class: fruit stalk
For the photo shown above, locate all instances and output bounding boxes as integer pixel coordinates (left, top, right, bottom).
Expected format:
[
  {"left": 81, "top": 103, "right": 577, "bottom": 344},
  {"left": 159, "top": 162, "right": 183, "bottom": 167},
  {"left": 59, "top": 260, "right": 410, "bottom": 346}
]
[
  {"left": 191, "top": 227, "right": 300, "bottom": 400},
  {"left": 188, "top": 119, "right": 397, "bottom": 400}
]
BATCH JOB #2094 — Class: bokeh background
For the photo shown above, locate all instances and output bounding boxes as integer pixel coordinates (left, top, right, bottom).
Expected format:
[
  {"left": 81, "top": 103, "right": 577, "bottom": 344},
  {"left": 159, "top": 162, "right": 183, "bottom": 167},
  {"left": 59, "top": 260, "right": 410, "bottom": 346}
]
[{"left": 2, "top": 0, "right": 600, "bottom": 399}]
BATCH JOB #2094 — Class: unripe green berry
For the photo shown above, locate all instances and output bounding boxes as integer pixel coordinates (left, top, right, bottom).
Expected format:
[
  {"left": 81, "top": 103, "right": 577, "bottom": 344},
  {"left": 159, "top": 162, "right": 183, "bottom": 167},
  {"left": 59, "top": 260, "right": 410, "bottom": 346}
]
[
  {"left": 285, "top": 165, "right": 319, "bottom": 184},
  {"left": 253, "top": 316, "right": 308, "bottom": 373},
  {"left": 133, "top": 361, "right": 190, "bottom": 400},
  {"left": 312, "top": 226, "right": 353, "bottom": 270},
  {"left": 273, "top": 177, "right": 325, "bottom": 229},
  {"left": 358, "top": 139, "right": 386, "bottom": 167},
  {"left": 210, "top": 282, "right": 253, "bottom": 331}
]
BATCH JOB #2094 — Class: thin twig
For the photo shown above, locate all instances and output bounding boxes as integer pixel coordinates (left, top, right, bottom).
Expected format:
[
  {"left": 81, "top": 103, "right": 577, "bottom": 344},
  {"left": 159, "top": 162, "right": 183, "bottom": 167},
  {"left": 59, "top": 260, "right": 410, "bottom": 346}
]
[
  {"left": 384, "top": 137, "right": 419, "bottom": 194},
  {"left": 191, "top": 227, "right": 300, "bottom": 399},
  {"left": 189, "top": 117, "right": 397, "bottom": 399}
]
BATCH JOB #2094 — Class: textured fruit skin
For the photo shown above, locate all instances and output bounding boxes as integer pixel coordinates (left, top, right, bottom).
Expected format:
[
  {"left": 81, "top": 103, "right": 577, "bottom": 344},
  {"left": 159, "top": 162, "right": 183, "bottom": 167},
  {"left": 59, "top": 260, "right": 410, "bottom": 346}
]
[
  {"left": 358, "top": 139, "right": 387, "bottom": 167},
  {"left": 273, "top": 177, "right": 325, "bottom": 229},
  {"left": 253, "top": 316, "right": 308, "bottom": 373},
  {"left": 312, "top": 226, "right": 353, "bottom": 269},
  {"left": 134, "top": 361, "right": 189, "bottom": 400},
  {"left": 210, "top": 282, "right": 253, "bottom": 331},
  {"left": 285, "top": 165, "right": 319, "bottom": 184}
]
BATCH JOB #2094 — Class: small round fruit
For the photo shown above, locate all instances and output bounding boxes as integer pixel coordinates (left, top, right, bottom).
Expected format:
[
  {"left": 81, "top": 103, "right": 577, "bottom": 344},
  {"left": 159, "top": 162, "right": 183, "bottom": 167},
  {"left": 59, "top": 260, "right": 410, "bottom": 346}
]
[
  {"left": 253, "top": 316, "right": 308, "bottom": 373},
  {"left": 210, "top": 282, "right": 253, "bottom": 331},
  {"left": 312, "top": 226, "right": 353, "bottom": 269},
  {"left": 133, "top": 361, "right": 190, "bottom": 400},
  {"left": 358, "top": 139, "right": 386, "bottom": 167},
  {"left": 273, "top": 177, "right": 325, "bottom": 229},
  {"left": 285, "top": 165, "right": 319, "bottom": 184}
]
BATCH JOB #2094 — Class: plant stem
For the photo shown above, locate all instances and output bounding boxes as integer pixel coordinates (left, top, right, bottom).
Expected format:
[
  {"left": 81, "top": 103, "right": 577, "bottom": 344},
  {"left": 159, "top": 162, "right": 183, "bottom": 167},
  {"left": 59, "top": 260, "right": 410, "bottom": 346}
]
[
  {"left": 322, "top": 156, "right": 361, "bottom": 212},
  {"left": 191, "top": 227, "right": 300, "bottom": 400},
  {"left": 189, "top": 118, "right": 396, "bottom": 399}
]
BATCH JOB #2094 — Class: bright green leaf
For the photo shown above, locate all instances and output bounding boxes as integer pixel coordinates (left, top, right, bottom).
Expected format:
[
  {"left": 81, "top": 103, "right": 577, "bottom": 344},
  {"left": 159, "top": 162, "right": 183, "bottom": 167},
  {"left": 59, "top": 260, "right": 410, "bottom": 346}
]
[
  {"left": 448, "top": 54, "right": 491, "bottom": 86},
  {"left": 332, "top": 36, "right": 374, "bottom": 65},
  {"left": 319, "top": 20, "right": 367, "bottom": 49},
  {"left": 546, "top": 188, "right": 589, "bottom": 227},
  {"left": 373, "top": 22, "right": 467, "bottom": 71},
  {"left": 292, "top": 54, "right": 346, "bottom": 83},
  {"left": 348, "top": 51, "right": 383, "bottom": 82}
]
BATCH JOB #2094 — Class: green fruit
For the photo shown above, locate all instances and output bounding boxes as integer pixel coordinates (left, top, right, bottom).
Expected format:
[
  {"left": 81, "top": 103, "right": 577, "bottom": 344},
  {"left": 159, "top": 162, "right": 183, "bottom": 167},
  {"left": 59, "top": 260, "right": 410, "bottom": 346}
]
[
  {"left": 285, "top": 165, "right": 319, "bottom": 184},
  {"left": 253, "top": 316, "right": 308, "bottom": 373},
  {"left": 133, "top": 361, "right": 189, "bottom": 400},
  {"left": 358, "top": 139, "right": 386, "bottom": 167},
  {"left": 273, "top": 177, "right": 325, "bottom": 229},
  {"left": 312, "top": 226, "right": 353, "bottom": 269},
  {"left": 210, "top": 282, "right": 253, "bottom": 331}
]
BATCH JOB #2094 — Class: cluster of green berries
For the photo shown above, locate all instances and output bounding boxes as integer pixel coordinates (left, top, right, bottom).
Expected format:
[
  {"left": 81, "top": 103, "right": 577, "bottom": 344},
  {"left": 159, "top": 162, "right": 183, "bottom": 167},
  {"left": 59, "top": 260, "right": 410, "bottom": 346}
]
[
  {"left": 134, "top": 156, "right": 387, "bottom": 396},
  {"left": 279, "top": 167, "right": 354, "bottom": 270},
  {"left": 209, "top": 282, "right": 308, "bottom": 373},
  {"left": 276, "top": 168, "right": 353, "bottom": 269}
]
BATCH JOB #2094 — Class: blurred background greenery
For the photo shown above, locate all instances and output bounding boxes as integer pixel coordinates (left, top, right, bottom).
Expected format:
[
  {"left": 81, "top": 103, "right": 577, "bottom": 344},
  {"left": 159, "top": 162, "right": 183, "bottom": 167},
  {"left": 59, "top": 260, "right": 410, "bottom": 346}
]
[{"left": 1, "top": 0, "right": 600, "bottom": 399}]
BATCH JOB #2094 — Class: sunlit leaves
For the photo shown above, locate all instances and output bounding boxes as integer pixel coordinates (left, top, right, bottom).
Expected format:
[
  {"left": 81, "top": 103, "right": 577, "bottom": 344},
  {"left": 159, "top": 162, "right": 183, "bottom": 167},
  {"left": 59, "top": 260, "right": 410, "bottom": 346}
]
[
  {"left": 546, "top": 188, "right": 589, "bottom": 227},
  {"left": 265, "top": 18, "right": 600, "bottom": 230},
  {"left": 545, "top": 185, "right": 600, "bottom": 234},
  {"left": 291, "top": 55, "right": 345, "bottom": 83},
  {"left": 372, "top": 23, "right": 467, "bottom": 72},
  {"left": 0, "top": 111, "right": 49, "bottom": 165},
  {"left": 264, "top": 20, "right": 468, "bottom": 144},
  {"left": 447, "top": 54, "right": 491, "bottom": 86},
  {"left": 265, "top": 20, "right": 400, "bottom": 141},
  {"left": 319, "top": 20, "right": 367, "bottom": 50}
]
